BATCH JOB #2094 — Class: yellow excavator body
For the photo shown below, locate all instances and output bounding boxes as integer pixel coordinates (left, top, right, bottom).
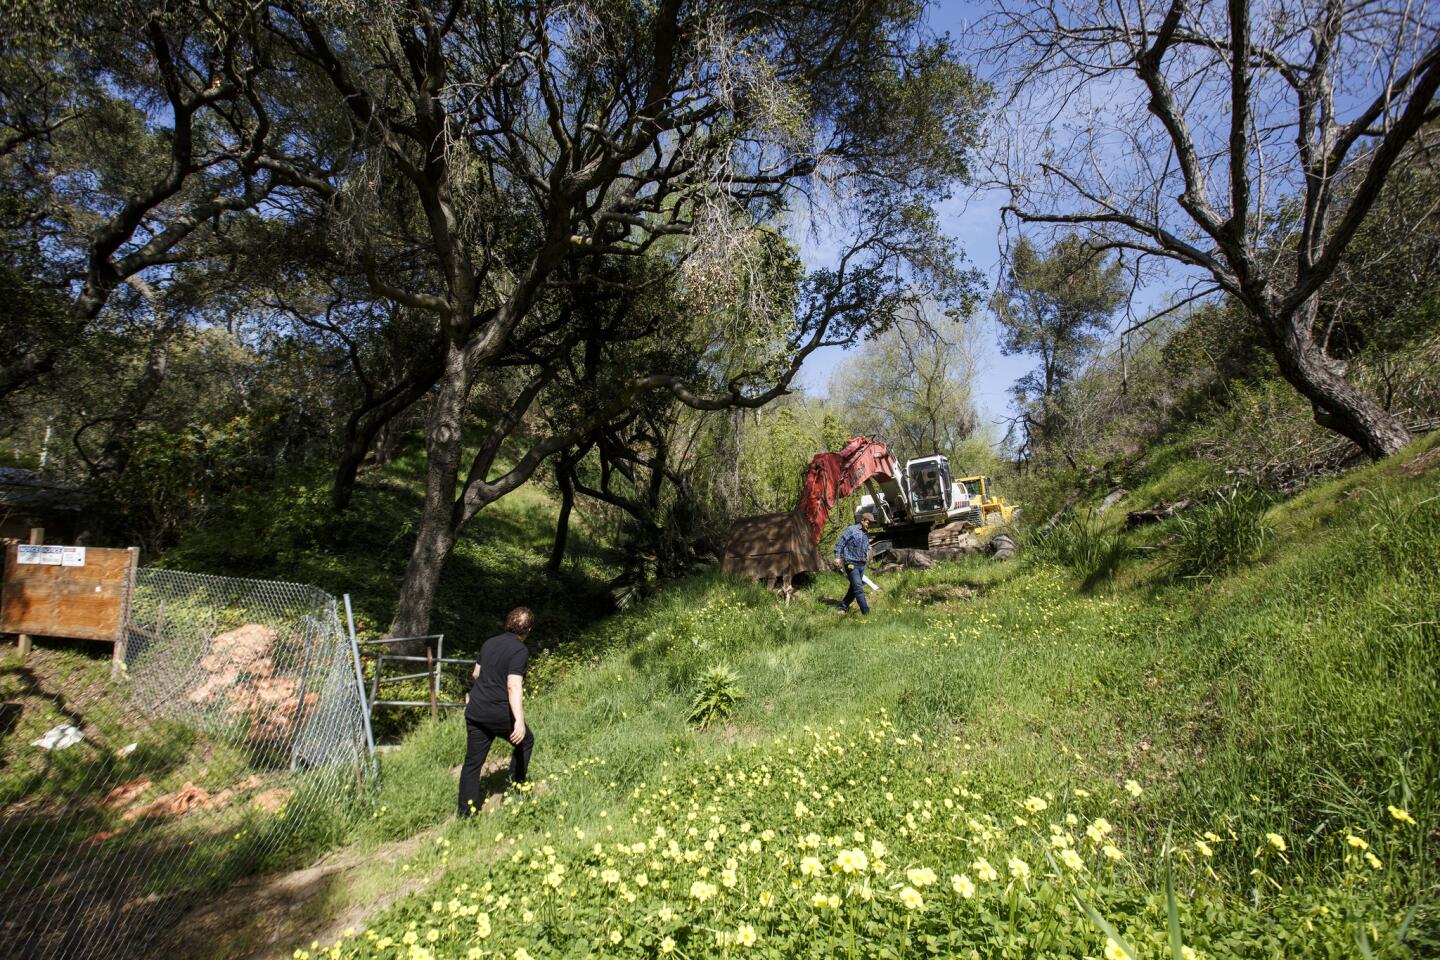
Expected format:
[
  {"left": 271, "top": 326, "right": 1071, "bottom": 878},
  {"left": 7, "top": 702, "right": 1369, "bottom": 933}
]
[{"left": 957, "top": 475, "right": 1021, "bottom": 535}]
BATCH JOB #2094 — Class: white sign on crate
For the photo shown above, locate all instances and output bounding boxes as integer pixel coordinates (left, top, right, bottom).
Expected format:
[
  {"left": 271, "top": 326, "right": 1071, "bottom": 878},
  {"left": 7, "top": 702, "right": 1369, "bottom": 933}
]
[{"left": 17, "top": 545, "right": 86, "bottom": 567}]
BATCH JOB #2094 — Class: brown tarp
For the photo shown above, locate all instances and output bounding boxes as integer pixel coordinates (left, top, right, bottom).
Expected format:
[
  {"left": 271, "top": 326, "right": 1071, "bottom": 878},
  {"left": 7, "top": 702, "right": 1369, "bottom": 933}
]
[{"left": 721, "top": 510, "right": 822, "bottom": 580}]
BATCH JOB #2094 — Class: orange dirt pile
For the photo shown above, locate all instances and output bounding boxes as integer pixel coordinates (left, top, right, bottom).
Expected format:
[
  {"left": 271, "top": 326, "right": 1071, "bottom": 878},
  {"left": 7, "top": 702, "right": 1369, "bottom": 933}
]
[
  {"left": 188, "top": 624, "right": 317, "bottom": 744},
  {"left": 122, "top": 781, "right": 213, "bottom": 820},
  {"left": 251, "top": 787, "right": 292, "bottom": 814},
  {"left": 103, "top": 777, "right": 152, "bottom": 810}
]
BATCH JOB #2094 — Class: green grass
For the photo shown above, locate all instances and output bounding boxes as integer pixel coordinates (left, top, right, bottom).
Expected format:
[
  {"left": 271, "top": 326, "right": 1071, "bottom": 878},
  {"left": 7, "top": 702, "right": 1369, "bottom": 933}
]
[{"left": 282, "top": 433, "right": 1440, "bottom": 959}]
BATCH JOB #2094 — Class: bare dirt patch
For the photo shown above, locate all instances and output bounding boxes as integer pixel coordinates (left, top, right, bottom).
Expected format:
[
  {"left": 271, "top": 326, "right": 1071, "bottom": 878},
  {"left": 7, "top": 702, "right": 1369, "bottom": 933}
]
[
  {"left": 154, "top": 758, "right": 528, "bottom": 960},
  {"left": 149, "top": 827, "right": 445, "bottom": 960},
  {"left": 913, "top": 584, "right": 978, "bottom": 606}
]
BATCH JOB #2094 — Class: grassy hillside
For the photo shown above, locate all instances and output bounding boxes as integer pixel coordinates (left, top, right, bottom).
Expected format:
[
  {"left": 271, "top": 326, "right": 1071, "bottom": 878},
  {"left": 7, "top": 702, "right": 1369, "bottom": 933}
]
[{"left": 271, "top": 435, "right": 1439, "bottom": 959}]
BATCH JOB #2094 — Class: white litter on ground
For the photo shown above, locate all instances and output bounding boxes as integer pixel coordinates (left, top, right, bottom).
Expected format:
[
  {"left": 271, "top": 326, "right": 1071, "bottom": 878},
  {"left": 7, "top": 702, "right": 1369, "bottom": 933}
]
[{"left": 32, "top": 724, "right": 85, "bottom": 751}]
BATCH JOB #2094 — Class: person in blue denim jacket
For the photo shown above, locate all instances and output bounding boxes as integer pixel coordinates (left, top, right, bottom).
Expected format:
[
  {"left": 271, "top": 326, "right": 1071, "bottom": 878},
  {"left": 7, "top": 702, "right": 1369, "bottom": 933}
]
[{"left": 833, "top": 512, "right": 875, "bottom": 615}]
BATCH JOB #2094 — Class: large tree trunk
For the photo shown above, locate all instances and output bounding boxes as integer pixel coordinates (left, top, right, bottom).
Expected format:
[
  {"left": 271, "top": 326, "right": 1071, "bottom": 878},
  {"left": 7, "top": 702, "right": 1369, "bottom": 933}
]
[
  {"left": 390, "top": 341, "right": 469, "bottom": 640},
  {"left": 546, "top": 458, "right": 576, "bottom": 576},
  {"left": 1266, "top": 300, "right": 1412, "bottom": 460}
]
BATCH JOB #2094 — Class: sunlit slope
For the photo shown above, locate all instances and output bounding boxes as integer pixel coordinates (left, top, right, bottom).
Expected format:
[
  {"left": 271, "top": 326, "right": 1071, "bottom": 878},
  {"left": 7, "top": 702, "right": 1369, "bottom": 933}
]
[{"left": 307, "top": 435, "right": 1440, "bottom": 958}]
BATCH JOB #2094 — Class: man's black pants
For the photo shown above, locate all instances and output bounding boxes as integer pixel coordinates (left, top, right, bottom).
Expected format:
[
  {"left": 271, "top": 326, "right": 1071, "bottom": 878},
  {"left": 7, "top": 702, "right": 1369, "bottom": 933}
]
[{"left": 457, "top": 713, "right": 534, "bottom": 818}]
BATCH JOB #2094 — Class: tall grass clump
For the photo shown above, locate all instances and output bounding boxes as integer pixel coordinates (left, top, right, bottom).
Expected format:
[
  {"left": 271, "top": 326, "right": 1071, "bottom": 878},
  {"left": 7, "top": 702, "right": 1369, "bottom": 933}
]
[
  {"left": 1171, "top": 486, "right": 1273, "bottom": 579},
  {"left": 1027, "top": 509, "right": 1127, "bottom": 588}
]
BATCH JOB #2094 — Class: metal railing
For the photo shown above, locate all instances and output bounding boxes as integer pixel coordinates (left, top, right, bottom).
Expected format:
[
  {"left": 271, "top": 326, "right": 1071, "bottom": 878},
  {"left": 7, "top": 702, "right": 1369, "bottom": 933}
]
[{"left": 358, "top": 633, "right": 472, "bottom": 722}]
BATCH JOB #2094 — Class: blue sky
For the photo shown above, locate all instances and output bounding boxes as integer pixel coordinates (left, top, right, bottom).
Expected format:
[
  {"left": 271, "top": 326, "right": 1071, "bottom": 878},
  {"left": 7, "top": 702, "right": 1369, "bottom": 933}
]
[
  {"left": 793, "top": 1, "right": 1024, "bottom": 439},
  {"left": 792, "top": 179, "right": 1028, "bottom": 442},
  {"left": 792, "top": 0, "right": 1186, "bottom": 447}
]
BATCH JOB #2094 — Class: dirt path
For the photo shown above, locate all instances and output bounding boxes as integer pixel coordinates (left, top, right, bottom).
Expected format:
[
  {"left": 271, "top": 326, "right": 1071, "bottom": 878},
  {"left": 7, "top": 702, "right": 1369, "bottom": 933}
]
[
  {"left": 150, "top": 760, "right": 515, "bottom": 960},
  {"left": 149, "top": 825, "right": 443, "bottom": 960}
]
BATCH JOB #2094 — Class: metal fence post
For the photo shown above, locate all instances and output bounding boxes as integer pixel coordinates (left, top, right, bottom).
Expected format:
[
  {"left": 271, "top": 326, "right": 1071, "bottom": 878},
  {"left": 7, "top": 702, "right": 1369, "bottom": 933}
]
[{"left": 343, "top": 594, "right": 379, "bottom": 782}]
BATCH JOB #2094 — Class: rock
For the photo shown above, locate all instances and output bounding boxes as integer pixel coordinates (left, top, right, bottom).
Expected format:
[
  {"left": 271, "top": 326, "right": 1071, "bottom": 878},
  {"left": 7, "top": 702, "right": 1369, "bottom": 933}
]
[
  {"left": 988, "top": 534, "right": 1016, "bottom": 561},
  {"left": 209, "top": 624, "right": 278, "bottom": 670},
  {"left": 879, "top": 548, "right": 935, "bottom": 569}
]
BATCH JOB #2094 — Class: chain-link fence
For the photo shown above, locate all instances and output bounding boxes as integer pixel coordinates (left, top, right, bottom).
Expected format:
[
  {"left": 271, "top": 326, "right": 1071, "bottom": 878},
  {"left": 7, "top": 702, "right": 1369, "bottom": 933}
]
[{"left": 0, "top": 568, "right": 375, "bottom": 960}]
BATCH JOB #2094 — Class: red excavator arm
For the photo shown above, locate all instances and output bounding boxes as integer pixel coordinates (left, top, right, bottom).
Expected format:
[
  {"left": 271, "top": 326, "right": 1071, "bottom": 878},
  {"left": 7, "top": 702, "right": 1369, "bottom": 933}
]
[{"left": 795, "top": 436, "right": 900, "bottom": 545}]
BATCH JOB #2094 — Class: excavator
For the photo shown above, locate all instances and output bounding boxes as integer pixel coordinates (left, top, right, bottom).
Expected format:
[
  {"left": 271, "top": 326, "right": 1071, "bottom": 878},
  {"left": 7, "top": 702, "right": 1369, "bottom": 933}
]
[{"left": 720, "top": 436, "right": 1019, "bottom": 583}]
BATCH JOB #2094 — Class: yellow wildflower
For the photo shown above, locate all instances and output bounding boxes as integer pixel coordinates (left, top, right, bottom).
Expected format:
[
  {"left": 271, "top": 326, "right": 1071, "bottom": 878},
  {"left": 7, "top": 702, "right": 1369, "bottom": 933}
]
[
  {"left": 899, "top": 886, "right": 924, "bottom": 910},
  {"left": 906, "top": 866, "right": 937, "bottom": 887},
  {"left": 1388, "top": 805, "right": 1417, "bottom": 826}
]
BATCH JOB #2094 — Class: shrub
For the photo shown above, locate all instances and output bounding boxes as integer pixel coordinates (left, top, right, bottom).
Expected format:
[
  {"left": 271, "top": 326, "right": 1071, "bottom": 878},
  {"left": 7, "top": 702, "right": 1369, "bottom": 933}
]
[
  {"left": 1028, "top": 509, "right": 1127, "bottom": 588},
  {"left": 1171, "top": 486, "right": 1273, "bottom": 578},
  {"left": 687, "top": 665, "right": 744, "bottom": 730}
]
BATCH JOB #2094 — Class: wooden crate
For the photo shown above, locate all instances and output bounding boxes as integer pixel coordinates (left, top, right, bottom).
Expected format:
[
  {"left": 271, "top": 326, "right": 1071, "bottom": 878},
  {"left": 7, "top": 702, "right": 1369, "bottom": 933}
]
[{"left": 1, "top": 544, "right": 139, "bottom": 668}]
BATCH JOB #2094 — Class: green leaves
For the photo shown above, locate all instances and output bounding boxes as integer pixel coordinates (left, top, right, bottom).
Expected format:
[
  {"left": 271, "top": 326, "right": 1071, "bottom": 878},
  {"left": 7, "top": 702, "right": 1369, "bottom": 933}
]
[
  {"left": 1170, "top": 486, "right": 1274, "bottom": 579},
  {"left": 687, "top": 664, "right": 745, "bottom": 730}
]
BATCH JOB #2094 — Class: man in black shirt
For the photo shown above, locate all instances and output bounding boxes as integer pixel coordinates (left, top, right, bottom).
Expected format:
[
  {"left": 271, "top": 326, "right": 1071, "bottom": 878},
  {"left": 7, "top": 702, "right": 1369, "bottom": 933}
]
[{"left": 458, "top": 606, "right": 535, "bottom": 817}]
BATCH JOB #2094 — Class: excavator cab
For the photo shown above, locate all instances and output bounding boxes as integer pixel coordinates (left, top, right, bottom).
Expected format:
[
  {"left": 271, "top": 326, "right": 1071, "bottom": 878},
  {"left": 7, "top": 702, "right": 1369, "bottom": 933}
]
[{"left": 905, "top": 456, "right": 953, "bottom": 518}]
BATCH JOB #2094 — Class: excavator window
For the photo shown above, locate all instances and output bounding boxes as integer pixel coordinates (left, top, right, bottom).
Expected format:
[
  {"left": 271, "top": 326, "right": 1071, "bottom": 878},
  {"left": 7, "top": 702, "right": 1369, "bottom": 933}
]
[{"left": 908, "top": 462, "right": 950, "bottom": 513}]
